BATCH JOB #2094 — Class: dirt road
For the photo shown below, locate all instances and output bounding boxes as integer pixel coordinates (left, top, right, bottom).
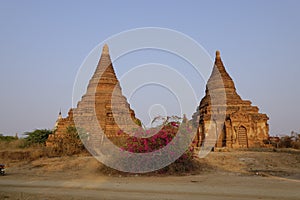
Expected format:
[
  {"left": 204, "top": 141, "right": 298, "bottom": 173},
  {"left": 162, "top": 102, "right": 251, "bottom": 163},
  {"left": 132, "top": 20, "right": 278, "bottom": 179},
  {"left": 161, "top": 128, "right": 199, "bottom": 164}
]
[
  {"left": 0, "top": 150, "right": 299, "bottom": 199},
  {"left": 0, "top": 174, "right": 300, "bottom": 200}
]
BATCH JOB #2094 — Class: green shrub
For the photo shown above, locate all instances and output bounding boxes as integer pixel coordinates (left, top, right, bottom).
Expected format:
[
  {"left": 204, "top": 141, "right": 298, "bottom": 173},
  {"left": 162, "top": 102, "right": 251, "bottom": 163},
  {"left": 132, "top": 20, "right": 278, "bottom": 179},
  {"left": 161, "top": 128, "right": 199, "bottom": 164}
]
[
  {"left": 0, "top": 134, "right": 17, "bottom": 142},
  {"left": 23, "top": 129, "right": 53, "bottom": 147}
]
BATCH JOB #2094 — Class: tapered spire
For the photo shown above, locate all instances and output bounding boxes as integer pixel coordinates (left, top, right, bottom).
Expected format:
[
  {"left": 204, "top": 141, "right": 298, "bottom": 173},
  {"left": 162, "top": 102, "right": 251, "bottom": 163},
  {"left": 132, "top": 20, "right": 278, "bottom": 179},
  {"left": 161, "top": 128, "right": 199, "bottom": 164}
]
[
  {"left": 210, "top": 50, "right": 242, "bottom": 101},
  {"left": 210, "top": 50, "right": 235, "bottom": 89},
  {"left": 74, "top": 44, "right": 140, "bottom": 139},
  {"left": 92, "top": 44, "right": 117, "bottom": 80},
  {"left": 199, "top": 50, "right": 243, "bottom": 108},
  {"left": 216, "top": 50, "right": 221, "bottom": 59},
  {"left": 102, "top": 44, "right": 109, "bottom": 54}
]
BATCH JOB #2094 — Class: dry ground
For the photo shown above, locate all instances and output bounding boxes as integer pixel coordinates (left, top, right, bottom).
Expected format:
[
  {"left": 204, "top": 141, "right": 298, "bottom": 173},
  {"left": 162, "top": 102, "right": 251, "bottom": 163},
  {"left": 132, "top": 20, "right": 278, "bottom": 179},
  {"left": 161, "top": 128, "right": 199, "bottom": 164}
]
[{"left": 0, "top": 149, "right": 299, "bottom": 200}]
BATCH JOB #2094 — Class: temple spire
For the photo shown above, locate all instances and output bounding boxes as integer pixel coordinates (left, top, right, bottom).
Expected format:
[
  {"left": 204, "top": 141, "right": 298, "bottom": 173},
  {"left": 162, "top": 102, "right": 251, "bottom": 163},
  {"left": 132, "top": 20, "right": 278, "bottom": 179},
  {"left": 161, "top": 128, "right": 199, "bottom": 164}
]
[
  {"left": 74, "top": 43, "right": 141, "bottom": 139},
  {"left": 103, "top": 44, "right": 109, "bottom": 55},
  {"left": 211, "top": 50, "right": 236, "bottom": 91},
  {"left": 216, "top": 50, "right": 221, "bottom": 59}
]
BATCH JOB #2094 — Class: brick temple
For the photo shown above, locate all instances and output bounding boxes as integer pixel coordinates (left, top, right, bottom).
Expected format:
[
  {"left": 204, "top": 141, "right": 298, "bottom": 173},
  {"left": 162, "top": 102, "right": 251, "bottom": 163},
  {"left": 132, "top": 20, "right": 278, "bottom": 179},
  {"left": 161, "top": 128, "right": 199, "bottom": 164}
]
[
  {"left": 47, "top": 45, "right": 140, "bottom": 146},
  {"left": 192, "top": 51, "right": 269, "bottom": 148}
]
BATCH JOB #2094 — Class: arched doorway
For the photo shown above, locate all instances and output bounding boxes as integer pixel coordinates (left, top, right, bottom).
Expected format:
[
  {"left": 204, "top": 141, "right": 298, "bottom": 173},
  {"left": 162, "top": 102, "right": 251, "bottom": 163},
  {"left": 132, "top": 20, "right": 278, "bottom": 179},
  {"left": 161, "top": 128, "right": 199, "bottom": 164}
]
[{"left": 238, "top": 126, "right": 248, "bottom": 147}]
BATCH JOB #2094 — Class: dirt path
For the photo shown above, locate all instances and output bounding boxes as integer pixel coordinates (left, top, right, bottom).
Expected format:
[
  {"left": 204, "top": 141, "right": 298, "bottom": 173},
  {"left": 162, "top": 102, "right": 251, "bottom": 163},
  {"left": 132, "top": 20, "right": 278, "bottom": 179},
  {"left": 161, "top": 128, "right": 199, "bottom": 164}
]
[{"left": 0, "top": 174, "right": 300, "bottom": 200}]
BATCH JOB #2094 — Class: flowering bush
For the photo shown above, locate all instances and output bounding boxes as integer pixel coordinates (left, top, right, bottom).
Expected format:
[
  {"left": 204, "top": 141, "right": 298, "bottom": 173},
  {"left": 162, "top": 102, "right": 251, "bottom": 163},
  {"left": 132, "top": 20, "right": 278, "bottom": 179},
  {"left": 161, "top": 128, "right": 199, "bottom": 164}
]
[{"left": 117, "top": 118, "right": 197, "bottom": 173}]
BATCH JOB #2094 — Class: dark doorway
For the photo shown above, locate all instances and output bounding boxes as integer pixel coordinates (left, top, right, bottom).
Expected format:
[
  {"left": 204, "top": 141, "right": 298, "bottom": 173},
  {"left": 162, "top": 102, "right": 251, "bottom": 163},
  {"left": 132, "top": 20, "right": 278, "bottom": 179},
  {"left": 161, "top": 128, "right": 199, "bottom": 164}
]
[{"left": 238, "top": 126, "right": 248, "bottom": 147}]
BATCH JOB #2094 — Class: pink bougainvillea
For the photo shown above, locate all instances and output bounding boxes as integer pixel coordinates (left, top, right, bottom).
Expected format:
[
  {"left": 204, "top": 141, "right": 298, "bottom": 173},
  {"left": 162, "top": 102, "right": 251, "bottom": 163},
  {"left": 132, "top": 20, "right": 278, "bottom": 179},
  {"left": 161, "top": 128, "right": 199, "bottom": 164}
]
[{"left": 121, "top": 121, "right": 195, "bottom": 164}]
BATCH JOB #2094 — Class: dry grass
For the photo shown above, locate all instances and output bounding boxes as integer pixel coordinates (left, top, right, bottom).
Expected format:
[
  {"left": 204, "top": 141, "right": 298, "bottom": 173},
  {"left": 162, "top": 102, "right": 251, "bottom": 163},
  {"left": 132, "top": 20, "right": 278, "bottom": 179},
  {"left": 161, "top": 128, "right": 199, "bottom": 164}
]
[
  {"left": 1, "top": 139, "right": 300, "bottom": 178},
  {"left": 2, "top": 149, "right": 299, "bottom": 179},
  {"left": 0, "top": 140, "right": 24, "bottom": 151},
  {"left": 200, "top": 149, "right": 300, "bottom": 176},
  {"left": 0, "top": 140, "right": 88, "bottom": 166}
]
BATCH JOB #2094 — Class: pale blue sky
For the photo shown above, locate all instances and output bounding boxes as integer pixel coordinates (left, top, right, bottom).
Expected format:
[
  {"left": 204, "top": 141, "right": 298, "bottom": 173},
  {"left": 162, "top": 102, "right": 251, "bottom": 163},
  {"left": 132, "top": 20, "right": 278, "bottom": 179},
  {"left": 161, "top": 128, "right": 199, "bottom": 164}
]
[{"left": 0, "top": 0, "right": 299, "bottom": 136}]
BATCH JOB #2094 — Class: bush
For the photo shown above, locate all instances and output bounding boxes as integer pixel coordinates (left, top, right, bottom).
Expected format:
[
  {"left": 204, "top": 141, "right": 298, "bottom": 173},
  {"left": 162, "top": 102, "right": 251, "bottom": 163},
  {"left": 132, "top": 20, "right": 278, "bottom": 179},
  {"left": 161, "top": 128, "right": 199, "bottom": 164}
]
[
  {"left": 23, "top": 129, "right": 53, "bottom": 147},
  {"left": 278, "top": 136, "right": 293, "bottom": 148},
  {"left": 275, "top": 131, "right": 300, "bottom": 149},
  {"left": 0, "top": 134, "right": 18, "bottom": 142},
  {"left": 292, "top": 141, "right": 300, "bottom": 149},
  {"left": 47, "top": 126, "right": 85, "bottom": 156},
  {"left": 118, "top": 119, "right": 196, "bottom": 174}
]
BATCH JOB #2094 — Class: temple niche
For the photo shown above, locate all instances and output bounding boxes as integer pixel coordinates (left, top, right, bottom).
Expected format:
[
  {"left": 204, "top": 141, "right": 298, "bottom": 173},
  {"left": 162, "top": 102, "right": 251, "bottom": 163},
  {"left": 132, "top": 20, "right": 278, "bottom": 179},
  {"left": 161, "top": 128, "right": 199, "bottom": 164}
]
[{"left": 192, "top": 51, "right": 269, "bottom": 149}]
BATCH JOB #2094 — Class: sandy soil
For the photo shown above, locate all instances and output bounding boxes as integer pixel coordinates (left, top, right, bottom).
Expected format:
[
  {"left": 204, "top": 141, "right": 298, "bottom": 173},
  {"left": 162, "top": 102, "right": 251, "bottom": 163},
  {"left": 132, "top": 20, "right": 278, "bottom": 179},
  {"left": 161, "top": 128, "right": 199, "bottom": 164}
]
[{"left": 0, "top": 150, "right": 299, "bottom": 200}]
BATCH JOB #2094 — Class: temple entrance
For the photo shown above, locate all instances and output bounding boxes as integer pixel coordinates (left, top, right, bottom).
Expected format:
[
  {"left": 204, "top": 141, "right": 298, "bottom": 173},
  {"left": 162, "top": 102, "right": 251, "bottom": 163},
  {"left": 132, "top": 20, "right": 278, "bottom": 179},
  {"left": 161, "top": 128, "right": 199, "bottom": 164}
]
[
  {"left": 237, "top": 126, "right": 248, "bottom": 147},
  {"left": 222, "top": 125, "right": 226, "bottom": 147}
]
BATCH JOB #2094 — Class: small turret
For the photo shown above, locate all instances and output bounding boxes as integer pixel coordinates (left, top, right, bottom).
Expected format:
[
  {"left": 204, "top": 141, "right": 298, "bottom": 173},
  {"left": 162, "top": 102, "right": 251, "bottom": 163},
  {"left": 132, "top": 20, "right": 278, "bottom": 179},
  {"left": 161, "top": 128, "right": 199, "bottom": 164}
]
[
  {"left": 58, "top": 109, "right": 62, "bottom": 120},
  {"left": 53, "top": 110, "right": 62, "bottom": 131}
]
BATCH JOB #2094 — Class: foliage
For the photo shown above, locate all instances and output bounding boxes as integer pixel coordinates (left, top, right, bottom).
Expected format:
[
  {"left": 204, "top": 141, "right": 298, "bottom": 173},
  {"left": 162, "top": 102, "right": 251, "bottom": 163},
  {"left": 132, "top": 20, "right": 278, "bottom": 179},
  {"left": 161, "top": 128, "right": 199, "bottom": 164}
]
[
  {"left": 276, "top": 131, "right": 300, "bottom": 149},
  {"left": 48, "top": 126, "right": 85, "bottom": 156},
  {"left": 118, "top": 116, "right": 196, "bottom": 174},
  {"left": 267, "top": 131, "right": 300, "bottom": 149},
  {"left": 289, "top": 131, "right": 300, "bottom": 149},
  {"left": 0, "top": 134, "right": 18, "bottom": 142},
  {"left": 278, "top": 136, "right": 293, "bottom": 148},
  {"left": 22, "top": 129, "right": 53, "bottom": 147}
]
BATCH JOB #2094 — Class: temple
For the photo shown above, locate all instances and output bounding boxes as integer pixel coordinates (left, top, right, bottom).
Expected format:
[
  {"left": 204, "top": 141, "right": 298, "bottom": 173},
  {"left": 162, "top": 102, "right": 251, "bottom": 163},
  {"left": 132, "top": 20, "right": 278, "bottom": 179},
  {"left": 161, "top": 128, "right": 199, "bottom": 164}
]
[
  {"left": 46, "top": 44, "right": 140, "bottom": 147},
  {"left": 192, "top": 51, "right": 269, "bottom": 148}
]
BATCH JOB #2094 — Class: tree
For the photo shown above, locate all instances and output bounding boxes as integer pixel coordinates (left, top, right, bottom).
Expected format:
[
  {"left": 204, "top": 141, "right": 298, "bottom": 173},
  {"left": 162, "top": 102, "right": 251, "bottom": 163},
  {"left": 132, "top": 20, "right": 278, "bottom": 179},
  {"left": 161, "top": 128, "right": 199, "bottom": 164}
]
[
  {"left": 24, "top": 129, "right": 52, "bottom": 146},
  {"left": 0, "top": 134, "right": 18, "bottom": 142},
  {"left": 277, "top": 131, "right": 300, "bottom": 149},
  {"left": 62, "top": 126, "right": 84, "bottom": 154},
  {"left": 291, "top": 131, "right": 300, "bottom": 149}
]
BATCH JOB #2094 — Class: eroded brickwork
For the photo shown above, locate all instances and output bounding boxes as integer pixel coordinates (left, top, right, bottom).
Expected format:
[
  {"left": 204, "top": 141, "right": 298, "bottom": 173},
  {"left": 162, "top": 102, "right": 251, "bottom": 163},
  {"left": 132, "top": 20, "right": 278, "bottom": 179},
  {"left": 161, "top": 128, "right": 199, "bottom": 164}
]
[
  {"left": 193, "top": 51, "right": 269, "bottom": 148},
  {"left": 47, "top": 45, "right": 140, "bottom": 147}
]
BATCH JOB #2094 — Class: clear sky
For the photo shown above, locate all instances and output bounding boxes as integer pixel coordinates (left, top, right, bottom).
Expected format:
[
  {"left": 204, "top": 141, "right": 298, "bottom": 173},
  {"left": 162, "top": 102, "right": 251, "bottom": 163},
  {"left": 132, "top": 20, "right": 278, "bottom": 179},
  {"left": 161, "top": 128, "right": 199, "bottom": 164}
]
[{"left": 0, "top": 0, "right": 299, "bottom": 136}]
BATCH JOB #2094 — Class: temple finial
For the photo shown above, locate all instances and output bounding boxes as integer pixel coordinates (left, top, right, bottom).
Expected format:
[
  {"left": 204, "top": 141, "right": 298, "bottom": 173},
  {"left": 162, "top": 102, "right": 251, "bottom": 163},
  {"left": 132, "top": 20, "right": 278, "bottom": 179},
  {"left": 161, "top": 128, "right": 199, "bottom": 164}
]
[
  {"left": 216, "top": 50, "right": 221, "bottom": 59},
  {"left": 58, "top": 109, "right": 62, "bottom": 120},
  {"left": 103, "top": 44, "right": 109, "bottom": 54}
]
